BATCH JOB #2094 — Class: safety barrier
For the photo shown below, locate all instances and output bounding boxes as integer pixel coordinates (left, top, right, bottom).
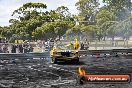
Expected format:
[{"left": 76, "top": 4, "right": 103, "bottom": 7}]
[
  {"left": 0, "top": 52, "right": 50, "bottom": 60},
  {"left": 79, "top": 48, "right": 132, "bottom": 55},
  {"left": 0, "top": 49, "right": 131, "bottom": 60}
]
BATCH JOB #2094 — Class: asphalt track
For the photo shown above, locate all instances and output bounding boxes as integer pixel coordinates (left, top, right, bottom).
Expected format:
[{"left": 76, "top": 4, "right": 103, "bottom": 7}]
[{"left": 0, "top": 54, "right": 132, "bottom": 88}]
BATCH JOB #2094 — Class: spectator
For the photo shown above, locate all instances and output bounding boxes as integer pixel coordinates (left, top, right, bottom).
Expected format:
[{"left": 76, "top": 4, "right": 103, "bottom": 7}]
[
  {"left": 80, "top": 42, "right": 84, "bottom": 50},
  {"left": 23, "top": 42, "right": 28, "bottom": 53},
  {"left": 45, "top": 41, "right": 49, "bottom": 51},
  {"left": 42, "top": 41, "right": 45, "bottom": 52},
  {"left": 11, "top": 44, "right": 17, "bottom": 53},
  {"left": 0, "top": 45, "right": 2, "bottom": 53},
  {"left": 18, "top": 44, "right": 23, "bottom": 53},
  {"left": 2, "top": 44, "right": 8, "bottom": 53},
  {"left": 28, "top": 44, "right": 32, "bottom": 52},
  {"left": 83, "top": 39, "right": 89, "bottom": 50},
  {"left": 30, "top": 44, "right": 33, "bottom": 52},
  {"left": 23, "top": 42, "right": 30, "bottom": 53},
  {"left": 0, "top": 39, "right": 2, "bottom": 43}
]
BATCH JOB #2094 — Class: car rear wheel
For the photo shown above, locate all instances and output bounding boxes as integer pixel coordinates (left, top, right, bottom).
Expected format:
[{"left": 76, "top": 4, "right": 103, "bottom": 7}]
[
  {"left": 51, "top": 58, "right": 57, "bottom": 64},
  {"left": 73, "top": 57, "right": 79, "bottom": 64},
  {"left": 78, "top": 76, "right": 87, "bottom": 85}
]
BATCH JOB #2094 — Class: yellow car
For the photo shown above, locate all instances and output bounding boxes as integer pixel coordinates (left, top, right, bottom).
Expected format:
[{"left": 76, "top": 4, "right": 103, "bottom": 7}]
[{"left": 50, "top": 44, "right": 80, "bottom": 64}]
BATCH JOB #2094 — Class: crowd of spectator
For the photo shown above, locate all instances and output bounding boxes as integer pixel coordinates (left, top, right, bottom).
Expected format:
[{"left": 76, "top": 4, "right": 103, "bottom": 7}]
[
  {"left": 0, "top": 38, "right": 87, "bottom": 53},
  {"left": 0, "top": 38, "right": 53, "bottom": 53},
  {"left": 36, "top": 39, "right": 54, "bottom": 52},
  {"left": 0, "top": 41, "right": 33, "bottom": 53}
]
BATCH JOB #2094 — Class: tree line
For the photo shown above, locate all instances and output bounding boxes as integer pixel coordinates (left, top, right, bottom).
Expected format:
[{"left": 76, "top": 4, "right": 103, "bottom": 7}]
[{"left": 0, "top": 0, "right": 132, "bottom": 42}]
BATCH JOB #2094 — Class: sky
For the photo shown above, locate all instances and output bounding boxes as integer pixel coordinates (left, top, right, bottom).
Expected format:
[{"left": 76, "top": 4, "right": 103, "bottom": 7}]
[
  {"left": 0, "top": 0, "right": 104, "bottom": 27},
  {"left": 0, "top": 0, "right": 79, "bottom": 26}
]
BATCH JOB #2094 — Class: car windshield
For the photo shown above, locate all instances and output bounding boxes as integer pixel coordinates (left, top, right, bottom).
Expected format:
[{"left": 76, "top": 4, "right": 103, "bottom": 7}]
[{"left": 55, "top": 43, "right": 72, "bottom": 50}]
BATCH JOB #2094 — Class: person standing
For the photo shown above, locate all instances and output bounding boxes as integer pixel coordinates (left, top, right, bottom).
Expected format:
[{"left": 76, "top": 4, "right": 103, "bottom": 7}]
[
  {"left": 0, "top": 45, "right": 2, "bottom": 53},
  {"left": 18, "top": 44, "right": 23, "bottom": 53},
  {"left": 2, "top": 44, "right": 8, "bottom": 53},
  {"left": 83, "top": 39, "right": 89, "bottom": 50},
  {"left": 23, "top": 42, "right": 28, "bottom": 53},
  {"left": 73, "top": 39, "right": 79, "bottom": 50},
  {"left": 11, "top": 44, "right": 17, "bottom": 53},
  {"left": 80, "top": 42, "right": 84, "bottom": 50},
  {"left": 41, "top": 40, "right": 45, "bottom": 52},
  {"left": 0, "top": 38, "right": 2, "bottom": 43}
]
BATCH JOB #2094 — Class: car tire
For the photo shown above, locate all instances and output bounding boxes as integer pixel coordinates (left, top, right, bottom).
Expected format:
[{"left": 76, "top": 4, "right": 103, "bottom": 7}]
[
  {"left": 51, "top": 58, "right": 57, "bottom": 64},
  {"left": 74, "top": 57, "right": 79, "bottom": 64},
  {"left": 77, "top": 76, "right": 86, "bottom": 85}
]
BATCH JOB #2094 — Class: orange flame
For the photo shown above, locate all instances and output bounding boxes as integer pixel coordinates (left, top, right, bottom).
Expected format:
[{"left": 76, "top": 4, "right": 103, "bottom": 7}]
[{"left": 78, "top": 67, "right": 86, "bottom": 76}]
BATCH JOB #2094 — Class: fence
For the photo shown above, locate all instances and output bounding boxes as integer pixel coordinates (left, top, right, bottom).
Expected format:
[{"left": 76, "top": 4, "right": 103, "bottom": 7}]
[
  {"left": 88, "top": 40, "right": 132, "bottom": 50},
  {"left": 0, "top": 52, "right": 49, "bottom": 60}
]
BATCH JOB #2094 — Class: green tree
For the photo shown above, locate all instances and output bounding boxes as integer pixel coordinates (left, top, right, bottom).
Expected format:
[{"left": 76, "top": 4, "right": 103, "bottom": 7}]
[
  {"left": 100, "top": 21, "right": 118, "bottom": 40},
  {"left": 103, "top": 0, "right": 132, "bottom": 21},
  {"left": 34, "top": 22, "right": 56, "bottom": 40},
  {"left": 95, "top": 7, "right": 116, "bottom": 40},
  {"left": 114, "top": 16, "right": 132, "bottom": 40},
  {"left": 56, "top": 6, "right": 70, "bottom": 17},
  {"left": 9, "top": 2, "right": 47, "bottom": 40},
  {"left": 81, "top": 25, "right": 98, "bottom": 40},
  {"left": 76, "top": 0, "right": 99, "bottom": 25},
  {"left": 12, "top": 2, "right": 47, "bottom": 21},
  {"left": 66, "top": 30, "right": 81, "bottom": 40}
]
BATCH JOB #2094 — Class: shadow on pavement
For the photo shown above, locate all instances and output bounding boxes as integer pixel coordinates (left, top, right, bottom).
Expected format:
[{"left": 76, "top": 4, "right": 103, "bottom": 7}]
[{"left": 55, "top": 61, "right": 86, "bottom": 65}]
